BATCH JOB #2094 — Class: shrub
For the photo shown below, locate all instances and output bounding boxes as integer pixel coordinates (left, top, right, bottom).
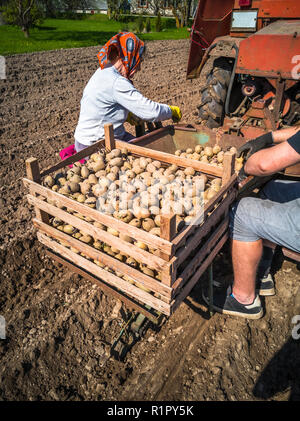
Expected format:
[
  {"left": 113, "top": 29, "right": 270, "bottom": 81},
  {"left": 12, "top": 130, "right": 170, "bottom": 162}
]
[
  {"left": 145, "top": 17, "right": 151, "bottom": 33},
  {"left": 137, "top": 15, "right": 144, "bottom": 33},
  {"left": 155, "top": 12, "right": 162, "bottom": 32}
]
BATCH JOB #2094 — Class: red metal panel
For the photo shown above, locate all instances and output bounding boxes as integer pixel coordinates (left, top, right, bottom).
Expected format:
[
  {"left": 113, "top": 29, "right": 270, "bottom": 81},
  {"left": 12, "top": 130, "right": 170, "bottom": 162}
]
[
  {"left": 236, "top": 20, "right": 300, "bottom": 79},
  {"left": 187, "top": 0, "right": 235, "bottom": 79}
]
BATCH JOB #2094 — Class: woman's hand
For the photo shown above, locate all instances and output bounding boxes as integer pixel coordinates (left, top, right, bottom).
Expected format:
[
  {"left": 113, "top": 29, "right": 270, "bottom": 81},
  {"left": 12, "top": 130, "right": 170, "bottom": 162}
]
[{"left": 169, "top": 106, "right": 182, "bottom": 123}]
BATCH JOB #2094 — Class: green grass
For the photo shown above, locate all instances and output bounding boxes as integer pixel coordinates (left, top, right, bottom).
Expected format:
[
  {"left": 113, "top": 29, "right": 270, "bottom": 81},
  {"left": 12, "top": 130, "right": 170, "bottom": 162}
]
[{"left": 0, "top": 14, "right": 190, "bottom": 56}]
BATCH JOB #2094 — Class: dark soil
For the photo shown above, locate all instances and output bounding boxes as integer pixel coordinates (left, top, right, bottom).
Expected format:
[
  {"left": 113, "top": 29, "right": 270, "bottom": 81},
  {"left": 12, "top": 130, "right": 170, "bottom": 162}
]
[{"left": 0, "top": 39, "right": 299, "bottom": 401}]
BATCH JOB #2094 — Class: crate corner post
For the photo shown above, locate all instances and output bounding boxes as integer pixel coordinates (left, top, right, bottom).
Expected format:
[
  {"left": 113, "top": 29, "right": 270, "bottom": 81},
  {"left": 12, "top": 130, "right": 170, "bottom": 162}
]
[
  {"left": 25, "top": 157, "right": 49, "bottom": 224},
  {"left": 104, "top": 123, "right": 115, "bottom": 151}
]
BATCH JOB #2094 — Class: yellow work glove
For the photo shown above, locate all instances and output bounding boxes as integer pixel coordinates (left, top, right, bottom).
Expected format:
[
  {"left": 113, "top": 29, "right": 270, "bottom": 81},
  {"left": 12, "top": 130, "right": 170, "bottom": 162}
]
[
  {"left": 169, "top": 106, "right": 182, "bottom": 123},
  {"left": 126, "top": 112, "right": 142, "bottom": 126}
]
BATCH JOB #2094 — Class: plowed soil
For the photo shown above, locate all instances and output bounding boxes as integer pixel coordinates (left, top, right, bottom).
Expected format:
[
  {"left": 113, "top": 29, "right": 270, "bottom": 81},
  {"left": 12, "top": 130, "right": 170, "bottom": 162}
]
[{"left": 0, "top": 39, "right": 299, "bottom": 401}]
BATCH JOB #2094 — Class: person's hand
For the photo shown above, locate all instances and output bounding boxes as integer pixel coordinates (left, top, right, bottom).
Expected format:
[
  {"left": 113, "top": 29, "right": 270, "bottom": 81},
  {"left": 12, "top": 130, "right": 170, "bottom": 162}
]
[
  {"left": 126, "top": 112, "right": 141, "bottom": 126},
  {"left": 237, "top": 165, "right": 249, "bottom": 184},
  {"left": 169, "top": 106, "right": 182, "bottom": 123},
  {"left": 237, "top": 132, "right": 274, "bottom": 161}
]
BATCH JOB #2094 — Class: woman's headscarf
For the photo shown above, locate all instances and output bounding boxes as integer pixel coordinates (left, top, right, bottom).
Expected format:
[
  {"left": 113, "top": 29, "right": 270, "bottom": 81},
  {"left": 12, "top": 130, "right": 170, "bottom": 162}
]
[{"left": 97, "top": 32, "right": 145, "bottom": 79}]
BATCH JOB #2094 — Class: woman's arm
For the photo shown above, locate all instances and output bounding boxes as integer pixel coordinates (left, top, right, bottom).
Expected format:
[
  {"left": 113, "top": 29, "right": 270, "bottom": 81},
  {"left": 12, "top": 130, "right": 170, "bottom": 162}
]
[{"left": 113, "top": 76, "right": 172, "bottom": 122}]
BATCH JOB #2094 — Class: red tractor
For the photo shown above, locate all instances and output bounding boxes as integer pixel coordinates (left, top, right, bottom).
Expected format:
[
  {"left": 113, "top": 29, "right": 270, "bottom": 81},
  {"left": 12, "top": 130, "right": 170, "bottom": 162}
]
[{"left": 188, "top": 0, "right": 300, "bottom": 139}]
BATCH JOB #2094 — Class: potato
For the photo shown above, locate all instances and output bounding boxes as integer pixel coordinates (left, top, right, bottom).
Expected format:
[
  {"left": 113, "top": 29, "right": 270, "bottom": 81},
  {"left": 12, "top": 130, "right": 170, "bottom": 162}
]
[
  {"left": 213, "top": 144, "right": 221, "bottom": 155},
  {"left": 135, "top": 241, "right": 148, "bottom": 251},
  {"left": 126, "top": 257, "right": 138, "bottom": 268},
  {"left": 109, "top": 157, "right": 123, "bottom": 167},
  {"left": 142, "top": 218, "right": 155, "bottom": 232},
  {"left": 115, "top": 253, "right": 124, "bottom": 262},
  {"left": 118, "top": 210, "right": 134, "bottom": 223},
  {"left": 52, "top": 217, "right": 63, "bottom": 227},
  {"left": 58, "top": 185, "right": 70, "bottom": 195},
  {"left": 80, "top": 181, "right": 91, "bottom": 195},
  {"left": 217, "top": 151, "right": 224, "bottom": 163},
  {"left": 195, "top": 145, "right": 203, "bottom": 154},
  {"left": 149, "top": 227, "right": 161, "bottom": 237},
  {"left": 91, "top": 160, "right": 105, "bottom": 172},
  {"left": 186, "top": 148, "right": 194, "bottom": 154},
  {"left": 203, "top": 146, "right": 213, "bottom": 157},
  {"left": 103, "top": 245, "right": 115, "bottom": 256},
  {"left": 140, "top": 267, "right": 155, "bottom": 277},
  {"left": 146, "top": 163, "right": 156, "bottom": 173},
  {"left": 71, "top": 165, "right": 81, "bottom": 175},
  {"left": 63, "top": 225, "right": 75, "bottom": 234},
  {"left": 133, "top": 206, "right": 151, "bottom": 219},
  {"left": 152, "top": 160, "right": 161, "bottom": 169},
  {"left": 85, "top": 197, "right": 97, "bottom": 208},
  {"left": 184, "top": 167, "right": 195, "bottom": 176},
  {"left": 44, "top": 175, "right": 55, "bottom": 188},
  {"left": 107, "top": 227, "right": 119, "bottom": 237},
  {"left": 133, "top": 165, "right": 143, "bottom": 175},
  {"left": 93, "top": 241, "right": 102, "bottom": 250},
  {"left": 80, "top": 235, "right": 93, "bottom": 244},
  {"left": 68, "top": 181, "right": 80, "bottom": 193},
  {"left": 77, "top": 194, "right": 86, "bottom": 203},
  {"left": 70, "top": 174, "right": 81, "bottom": 183},
  {"left": 81, "top": 166, "right": 89, "bottom": 179},
  {"left": 129, "top": 218, "right": 142, "bottom": 228},
  {"left": 175, "top": 150, "right": 182, "bottom": 156},
  {"left": 120, "top": 234, "right": 133, "bottom": 243}
]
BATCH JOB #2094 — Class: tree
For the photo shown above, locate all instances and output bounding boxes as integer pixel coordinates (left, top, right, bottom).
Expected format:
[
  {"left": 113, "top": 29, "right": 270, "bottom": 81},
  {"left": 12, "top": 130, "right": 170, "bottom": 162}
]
[
  {"left": 1, "top": 0, "right": 43, "bottom": 37},
  {"left": 148, "top": 0, "right": 163, "bottom": 16},
  {"left": 169, "top": 0, "right": 191, "bottom": 28}
]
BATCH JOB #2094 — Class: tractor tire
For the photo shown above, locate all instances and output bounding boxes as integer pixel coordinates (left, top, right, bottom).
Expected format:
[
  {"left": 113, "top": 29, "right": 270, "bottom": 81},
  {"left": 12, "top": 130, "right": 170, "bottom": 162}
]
[{"left": 197, "top": 57, "right": 233, "bottom": 129}]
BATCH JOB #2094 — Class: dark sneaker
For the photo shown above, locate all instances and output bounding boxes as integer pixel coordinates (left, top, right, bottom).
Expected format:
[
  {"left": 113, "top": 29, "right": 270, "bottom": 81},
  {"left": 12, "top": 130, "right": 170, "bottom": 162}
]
[
  {"left": 202, "top": 285, "right": 263, "bottom": 320},
  {"left": 256, "top": 273, "right": 275, "bottom": 296}
]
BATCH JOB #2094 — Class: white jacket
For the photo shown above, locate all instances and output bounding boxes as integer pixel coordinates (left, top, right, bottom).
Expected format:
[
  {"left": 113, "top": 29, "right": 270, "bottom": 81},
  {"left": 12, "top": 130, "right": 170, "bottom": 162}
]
[{"left": 74, "top": 66, "right": 172, "bottom": 145}]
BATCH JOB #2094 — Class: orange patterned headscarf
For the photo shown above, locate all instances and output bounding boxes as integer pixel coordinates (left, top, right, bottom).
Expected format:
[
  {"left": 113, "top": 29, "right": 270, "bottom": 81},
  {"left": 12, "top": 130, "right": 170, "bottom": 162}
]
[{"left": 97, "top": 32, "right": 145, "bottom": 79}]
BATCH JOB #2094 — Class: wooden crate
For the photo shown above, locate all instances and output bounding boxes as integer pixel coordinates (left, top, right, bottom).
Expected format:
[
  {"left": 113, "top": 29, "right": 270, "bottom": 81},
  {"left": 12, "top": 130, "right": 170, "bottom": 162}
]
[{"left": 23, "top": 124, "right": 238, "bottom": 318}]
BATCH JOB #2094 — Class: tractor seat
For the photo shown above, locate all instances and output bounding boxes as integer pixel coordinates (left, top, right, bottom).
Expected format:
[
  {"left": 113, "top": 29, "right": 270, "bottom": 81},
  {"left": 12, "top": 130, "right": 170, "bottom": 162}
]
[{"left": 263, "top": 239, "right": 300, "bottom": 264}]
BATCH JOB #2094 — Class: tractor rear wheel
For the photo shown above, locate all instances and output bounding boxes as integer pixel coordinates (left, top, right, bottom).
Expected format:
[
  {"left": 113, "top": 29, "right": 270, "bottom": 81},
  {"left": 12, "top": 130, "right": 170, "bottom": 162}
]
[{"left": 197, "top": 57, "right": 233, "bottom": 129}]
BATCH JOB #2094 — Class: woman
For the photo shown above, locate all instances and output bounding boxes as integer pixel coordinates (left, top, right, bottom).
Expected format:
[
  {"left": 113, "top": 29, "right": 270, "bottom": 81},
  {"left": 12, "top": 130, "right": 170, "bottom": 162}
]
[{"left": 74, "top": 32, "right": 182, "bottom": 152}]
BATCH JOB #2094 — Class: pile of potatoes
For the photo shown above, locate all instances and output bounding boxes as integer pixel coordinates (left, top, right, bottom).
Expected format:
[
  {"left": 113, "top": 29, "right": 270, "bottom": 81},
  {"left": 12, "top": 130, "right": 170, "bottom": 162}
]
[
  {"left": 174, "top": 144, "right": 244, "bottom": 171},
  {"left": 43, "top": 147, "right": 225, "bottom": 287}
]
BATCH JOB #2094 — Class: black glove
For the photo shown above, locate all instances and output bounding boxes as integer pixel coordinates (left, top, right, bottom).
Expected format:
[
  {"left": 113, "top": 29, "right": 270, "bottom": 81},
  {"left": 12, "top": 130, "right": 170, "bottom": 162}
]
[
  {"left": 237, "top": 165, "right": 249, "bottom": 183},
  {"left": 237, "top": 132, "right": 274, "bottom": 160}
]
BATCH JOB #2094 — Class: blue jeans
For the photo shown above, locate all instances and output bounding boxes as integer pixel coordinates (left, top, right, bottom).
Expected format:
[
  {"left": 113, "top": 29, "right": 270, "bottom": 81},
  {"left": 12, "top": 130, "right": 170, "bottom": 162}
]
[{"left": 230, "top": 179, "right": 300, "bottom": 253}]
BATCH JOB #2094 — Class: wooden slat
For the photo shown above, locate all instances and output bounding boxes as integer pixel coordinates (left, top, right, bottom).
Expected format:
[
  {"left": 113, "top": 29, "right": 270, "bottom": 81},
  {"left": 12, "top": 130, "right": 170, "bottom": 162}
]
[
  {"left": 170, "top": 232, "right": 228, "bottom": 314},
  {"left": 23, "top": 178, "right": 173, "bottom": 255},
  {"left": 34, "top": 218, "right": 172, "bottom": 299},
  {"left": 27, "top": 194, "right": 168, "bottom": 272},
  {"left": 38, "top": 232, "right": 171, "bottom": 315},
  {"left": 173, "top": 191, "right": 235, "bottom": 268},
  {"left": 40, "top": 139, "right": 105, "bottom": 177},
  {"left": 173, "top": 174, "right": 237, "bottom": 249},
  {"left": 115, "top": 140, "right": 223, "bottom": 177},
  {"left": 46, "top": 250, "right": 162, "bottom": 324},
  {"left": 172, "top": 217, "right": 229, "bottom": 294}
]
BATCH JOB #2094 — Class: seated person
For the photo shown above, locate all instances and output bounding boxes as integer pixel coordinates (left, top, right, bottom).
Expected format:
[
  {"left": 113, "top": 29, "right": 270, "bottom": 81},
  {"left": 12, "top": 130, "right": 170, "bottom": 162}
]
[{"left": 203, "top": 126, "right": 300, "bottom": 319}]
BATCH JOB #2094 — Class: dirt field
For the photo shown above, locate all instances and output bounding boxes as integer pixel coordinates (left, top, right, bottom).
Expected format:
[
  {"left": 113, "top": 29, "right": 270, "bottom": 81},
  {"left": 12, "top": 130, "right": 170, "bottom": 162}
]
[{"left": 0, "top": 39, "right": 299, "bottom": 401}]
